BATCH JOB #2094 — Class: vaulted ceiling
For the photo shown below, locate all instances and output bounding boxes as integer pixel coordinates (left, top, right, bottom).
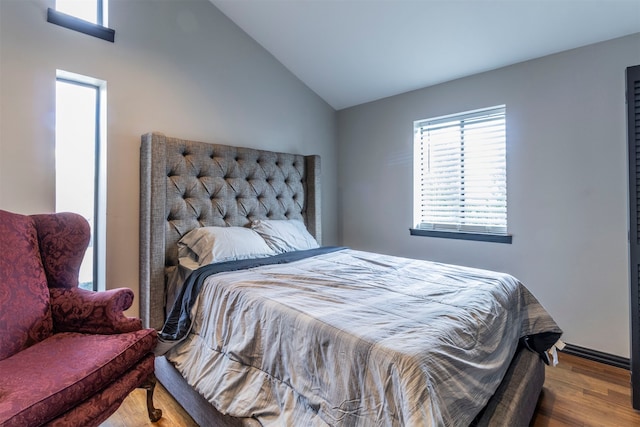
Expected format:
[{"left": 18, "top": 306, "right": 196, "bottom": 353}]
[{"left": 210, "top": 0, "right": 640, "bottom": 110}]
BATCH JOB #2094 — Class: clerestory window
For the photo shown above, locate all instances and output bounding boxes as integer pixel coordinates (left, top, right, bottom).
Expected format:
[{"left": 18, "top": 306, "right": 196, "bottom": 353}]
[{"left": 48, "top": 0, "right": 114, "bottom": 42}]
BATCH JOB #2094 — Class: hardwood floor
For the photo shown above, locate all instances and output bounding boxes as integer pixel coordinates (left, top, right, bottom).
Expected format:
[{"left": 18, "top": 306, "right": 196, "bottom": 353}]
[
  {"left": 101, "top": 381, "right": 197, "bottom": 427},
  {"left": 102, "top": 352, "right": 640, "bottom": 426},
  {"left": 531, "top": 353, "right": 639, "bottom": 426}
]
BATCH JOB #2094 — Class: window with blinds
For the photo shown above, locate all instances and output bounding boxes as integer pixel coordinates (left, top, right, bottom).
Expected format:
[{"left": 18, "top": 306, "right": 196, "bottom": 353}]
[{"left": 413, "top": 105, "right": 508, "bottom": 240}]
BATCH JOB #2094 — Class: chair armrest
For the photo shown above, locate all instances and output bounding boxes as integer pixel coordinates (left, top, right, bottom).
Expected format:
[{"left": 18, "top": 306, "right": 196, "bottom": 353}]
[{"left": 50, "top": 287, "right": 143, "bottom": 334}]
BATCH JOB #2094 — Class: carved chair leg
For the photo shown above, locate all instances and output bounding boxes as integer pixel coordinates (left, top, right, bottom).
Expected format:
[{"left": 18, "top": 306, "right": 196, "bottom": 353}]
[{"left": 140, "top": 373, "right": 163, "bottom": 422}]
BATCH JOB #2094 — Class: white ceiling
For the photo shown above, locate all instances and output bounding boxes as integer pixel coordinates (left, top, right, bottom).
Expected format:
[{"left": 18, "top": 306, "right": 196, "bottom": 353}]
[{"left": 210, "top": 0, "right": 640, "bottom": 110}]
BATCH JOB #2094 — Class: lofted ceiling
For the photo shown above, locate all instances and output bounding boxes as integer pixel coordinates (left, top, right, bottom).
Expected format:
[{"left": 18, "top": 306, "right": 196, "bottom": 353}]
[{"left": 210, "top": 0, "right": 640, "bottom": 110}]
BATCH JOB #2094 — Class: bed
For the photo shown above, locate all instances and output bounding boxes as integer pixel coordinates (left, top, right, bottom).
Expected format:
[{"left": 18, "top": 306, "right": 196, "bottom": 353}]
[{"left": 139, "top": 132, "right": 562, "bottom": 426}]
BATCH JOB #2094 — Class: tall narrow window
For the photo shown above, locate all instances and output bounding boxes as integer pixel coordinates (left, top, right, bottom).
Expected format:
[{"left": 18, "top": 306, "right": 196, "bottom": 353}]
[
  {"left": 412, "top": 105, "right": 510, "bottom": 243},
  {"left": 55, "top": 71, "right": 107, "bottom": 290}
]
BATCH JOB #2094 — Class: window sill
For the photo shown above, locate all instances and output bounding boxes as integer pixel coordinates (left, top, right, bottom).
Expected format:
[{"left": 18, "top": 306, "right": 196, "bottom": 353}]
[
  {"left": 409, "top": 228, "right": 512, "bottom": 244},
  {"left": 47, "top": 9, "right": 115, "bottom": 42}
]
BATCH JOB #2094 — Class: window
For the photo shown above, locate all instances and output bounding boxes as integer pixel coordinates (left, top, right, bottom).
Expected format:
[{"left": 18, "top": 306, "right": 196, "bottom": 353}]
[
  {"left": 56, "top": 0, "right": 107, "bottom": 26},
  {"left": 411, "top": 105, "right": 511, "bottom": 243},
  {"left": 55, "top": 71, "right": 107, "bottom": 290},
  {"left": 47, "top": 0, "right": 114, "bottom": 42}
]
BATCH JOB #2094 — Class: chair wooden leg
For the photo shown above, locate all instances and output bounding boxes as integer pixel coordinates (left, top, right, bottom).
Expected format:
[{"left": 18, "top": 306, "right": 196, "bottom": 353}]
[{"left": 140, "top": 373, "right": 163, "bottom": 422}]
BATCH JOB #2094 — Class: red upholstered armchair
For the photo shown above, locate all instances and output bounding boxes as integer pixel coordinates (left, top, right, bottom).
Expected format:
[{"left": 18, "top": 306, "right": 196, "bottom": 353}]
[{"left": 0, "top": 210, "right": 161, "bottom": 426}]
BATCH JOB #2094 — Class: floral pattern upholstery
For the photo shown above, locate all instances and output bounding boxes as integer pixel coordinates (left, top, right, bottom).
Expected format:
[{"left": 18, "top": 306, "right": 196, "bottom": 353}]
[
  {"left": 0, "top": 210, "right": 160, "bottom": 427},
  {"left": 45, "top": 354, "right": 155, "bottom": 427},
  {"left": 50, "top": 287, "right": 142, "bottom": 334},
  {"left": 0, "top": 331, "right": 156, "bottom": 427},
  {"left": 31, "top": 213, "right": 90, "bottom": 289},
  {"left": 0, "top": 210, "right": 53, "bottom": 361}
]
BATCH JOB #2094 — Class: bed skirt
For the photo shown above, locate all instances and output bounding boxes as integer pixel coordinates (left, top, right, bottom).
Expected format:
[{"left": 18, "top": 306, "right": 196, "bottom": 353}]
[{"left": 156, "top": 345, "right": 545, "bottom": 427}]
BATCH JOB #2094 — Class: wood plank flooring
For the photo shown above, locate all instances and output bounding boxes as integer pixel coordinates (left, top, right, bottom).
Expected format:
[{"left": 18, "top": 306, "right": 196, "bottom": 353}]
[
  {"left": 102, "top": 353, "right": 640, "bottom": 426},
  {"left": 531, "top": 353, "right": 639, "bottom": 426},
  {"left": 101, "top": 381, "right": 197, "bottom": 427}
]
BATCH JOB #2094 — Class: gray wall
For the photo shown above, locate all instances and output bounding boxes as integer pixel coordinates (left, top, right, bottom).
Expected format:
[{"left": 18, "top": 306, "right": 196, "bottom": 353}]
[
  {"left": 338, "top": 33, "right": 640, "bottom": 358},
  {"left": 1, "top": 0, "right": 637, "bottom": 358},
  {"left": 0, "top": 0, "right": 338, "bottom": 315}
]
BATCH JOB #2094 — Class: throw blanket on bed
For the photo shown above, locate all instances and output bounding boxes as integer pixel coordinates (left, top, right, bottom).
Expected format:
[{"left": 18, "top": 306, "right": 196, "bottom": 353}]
[{"left": 162, "top": 248, "right": 562, "bottom": 426}]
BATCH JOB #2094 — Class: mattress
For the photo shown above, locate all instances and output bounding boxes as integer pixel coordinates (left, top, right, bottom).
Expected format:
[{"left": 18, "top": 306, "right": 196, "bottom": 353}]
[{"left": 159, "top": 247, "right": 561, "bottom": 426}]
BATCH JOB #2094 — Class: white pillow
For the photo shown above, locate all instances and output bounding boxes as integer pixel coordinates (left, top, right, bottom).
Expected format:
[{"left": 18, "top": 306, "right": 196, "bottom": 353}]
[
  {"left": 251, "top": 219, "right": 319, "bottom": 253},
  {"left": 178, "top": 226, "right": 276, "bottom": 266}
]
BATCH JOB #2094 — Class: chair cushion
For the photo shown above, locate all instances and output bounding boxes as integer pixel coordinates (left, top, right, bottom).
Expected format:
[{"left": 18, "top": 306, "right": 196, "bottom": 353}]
[
  {"left": 48, "top": 354, "right": 155, "bottom": 427},
  {"left": 0, "top": 329, "right": 157, "bottom": 427},
  {"left": 0, "top": 210, "right": 53, "bottom": 361}
]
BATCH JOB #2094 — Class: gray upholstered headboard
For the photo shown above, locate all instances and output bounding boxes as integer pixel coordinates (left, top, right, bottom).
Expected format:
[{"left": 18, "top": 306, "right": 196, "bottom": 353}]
[{"left": 139, "top": 132, "right": 321, "bottom": 329}]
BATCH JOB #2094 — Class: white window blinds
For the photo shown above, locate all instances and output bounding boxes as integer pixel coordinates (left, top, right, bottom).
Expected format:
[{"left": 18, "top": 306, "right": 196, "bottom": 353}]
[{"left": 414, "top": 105, "right": 507, "bottom": 235}]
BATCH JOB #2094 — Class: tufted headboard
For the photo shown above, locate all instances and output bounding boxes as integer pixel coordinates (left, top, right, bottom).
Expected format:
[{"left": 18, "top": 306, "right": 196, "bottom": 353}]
[{"left": 139, "top": 132, "right": 321, "bottom": 329}]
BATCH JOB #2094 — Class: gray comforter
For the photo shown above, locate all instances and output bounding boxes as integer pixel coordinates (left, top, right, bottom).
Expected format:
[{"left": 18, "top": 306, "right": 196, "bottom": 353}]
[{"left": 164, "top": 248, "right": 561, "bottom": 426}]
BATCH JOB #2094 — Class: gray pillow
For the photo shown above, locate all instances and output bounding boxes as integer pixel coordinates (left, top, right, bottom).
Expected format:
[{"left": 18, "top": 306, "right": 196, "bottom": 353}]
[
  {"left": 251, "top": 219, "right": 319, "bottom": 253},
  {"left": 178, "top": 226, "right": 276, "bottom": 266}
]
